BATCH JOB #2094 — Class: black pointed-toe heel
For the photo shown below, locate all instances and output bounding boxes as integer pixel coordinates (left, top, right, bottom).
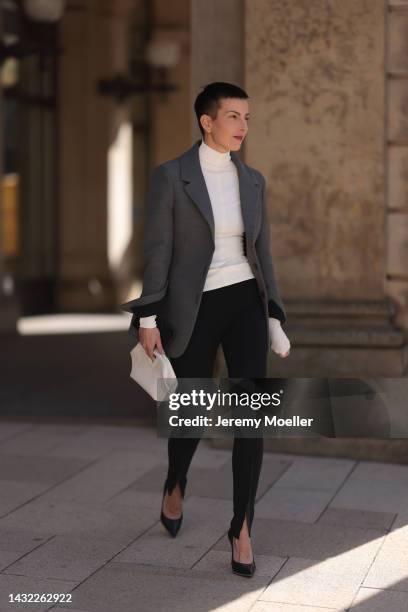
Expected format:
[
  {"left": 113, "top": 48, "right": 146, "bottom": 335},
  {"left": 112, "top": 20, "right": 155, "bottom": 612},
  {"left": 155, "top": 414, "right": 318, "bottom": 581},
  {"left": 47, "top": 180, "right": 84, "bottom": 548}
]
[
  {"left": 160, "top": 478, "right": 185, "bottom": 538},
  {"left": 227, "top": 527, "right": 256, "bottom": 578}
]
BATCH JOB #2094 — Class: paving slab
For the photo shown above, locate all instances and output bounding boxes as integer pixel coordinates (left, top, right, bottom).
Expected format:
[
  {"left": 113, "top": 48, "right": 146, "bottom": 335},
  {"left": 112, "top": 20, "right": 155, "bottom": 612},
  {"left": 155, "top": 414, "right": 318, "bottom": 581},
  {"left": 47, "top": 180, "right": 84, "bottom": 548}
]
[
  {"left": 361, "top": 514, "right": 408, "bottom": 591},
  {"left": 1, "top": 421, "right": 408, "bottom": 612},
  {"left": 0, "top": 551, "right": 25, "bottom": 571},
  {"left": 251, "top": 602, "right": 335, "bottom": 612},
  {"left": 330, "top": 480, "right": 408, "bottom": 514},
  {"left": 56, "top": 562, "right": 268, "bottom": 612},
  {"left": 0, "top": 481, "right": 53, "bottom": 516},
  {"left": 0, "top": 529, "right": 53, "bottom": 571},
  {"left": 350, "top": 586, "right": 408, "bottom": 611},
  {"left": 103, "top": 488, "right": 161, "bottom": 510},
  {"left": 53, "top": 609, "right": 91, "bottom": 612},
  {"left": 0, "top": 574, "right": 77, "bottom": 612},
  {"left": 350, "top": 461, "right": 408, "bottom": 484},
  {"left": 129, "top": 453, "right": 291, "bottom": 500},
  {"left": 255, "top": 486, "right": 333, "bottom": 522},
  {"left": 215, "top": 518, "right": 385, "bottom": 569},
  {"left": 0, "top": 496, "right": 158, "bottom": 546},
  {"left": 189, "top": 445, "right": 232, "bottom": 468},
  {"left": 192, "top": 549, "right": 286, "bottom": 578},
  {"left": 43, "top": 425, "right": 165, "bottom": 459},
  {"left": 3, "top": 535, "right": 123, "bottom": 582},
  {"left": 114, "top": 496, "right": 232, "bottom": 569},
  {"left": 259, "top": 556, "right": 362, "bottom": 609},
  {"left": 0, "top": 425, "right": 88, "bottom": 456},
  {"left": 36, "top": 449, "right": 164, "bottom": 504},
  {"left": 386, "top": 512, "right": 408, "bottom": 546},
  {"left": 0, "top": 422, "right": 34, "bottom": 442},
  {"left": 271, "top": 456, "right": 355, "bottom": 491},
  {"left": 317, "top": 507, "right": 396, "bottom": 532},
  {"left": 330, "top": 461, "right": 408, "bottom": 513},
  {"left": 362, "top": 545, "right": 408, "bottom": 591},
  {"left": 0, "top": 455, "right": 90, "bottom": 484}
]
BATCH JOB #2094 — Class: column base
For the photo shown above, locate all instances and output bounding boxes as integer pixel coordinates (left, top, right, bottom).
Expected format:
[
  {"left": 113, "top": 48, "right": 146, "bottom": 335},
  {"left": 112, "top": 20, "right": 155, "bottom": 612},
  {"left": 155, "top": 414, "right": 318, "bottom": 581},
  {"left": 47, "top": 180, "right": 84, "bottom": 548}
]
[
  {"left": 216, "top": 298, "right": 407, "bottom": 377},
  {"left": 268, "top": 298, "right": 407, "bottom": 377},
  {"left": 210, "top": 438, "right": 408, "bottom": 464}
]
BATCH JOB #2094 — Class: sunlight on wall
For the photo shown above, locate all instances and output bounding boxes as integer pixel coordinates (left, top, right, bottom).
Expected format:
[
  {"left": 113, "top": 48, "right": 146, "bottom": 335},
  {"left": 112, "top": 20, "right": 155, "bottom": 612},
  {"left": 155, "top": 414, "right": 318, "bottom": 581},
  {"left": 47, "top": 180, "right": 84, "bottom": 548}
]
[
  {"left": 107, "top": 121, "right": 133, "bottom": 271},
  {"left": 17, "top": 314, "right": 130, "bottom": 335}
]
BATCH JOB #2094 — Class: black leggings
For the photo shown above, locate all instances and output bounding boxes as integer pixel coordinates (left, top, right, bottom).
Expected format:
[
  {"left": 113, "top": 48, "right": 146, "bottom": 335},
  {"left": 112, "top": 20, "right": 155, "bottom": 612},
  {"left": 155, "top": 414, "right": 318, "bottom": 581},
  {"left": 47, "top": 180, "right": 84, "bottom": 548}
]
[{"left": 166, "top": 278, "right": 268, "bottom": 539}]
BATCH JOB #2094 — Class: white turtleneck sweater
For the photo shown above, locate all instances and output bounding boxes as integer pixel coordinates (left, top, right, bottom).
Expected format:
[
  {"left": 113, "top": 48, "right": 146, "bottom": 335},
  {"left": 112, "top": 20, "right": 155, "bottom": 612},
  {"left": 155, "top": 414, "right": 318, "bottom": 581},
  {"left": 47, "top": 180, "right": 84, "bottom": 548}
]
[
  {"left": 139, "top": 139, "right": 290, "bottom": 356},
  {"left": 199, "top": 139, "right": 255, "bottom": 290}
]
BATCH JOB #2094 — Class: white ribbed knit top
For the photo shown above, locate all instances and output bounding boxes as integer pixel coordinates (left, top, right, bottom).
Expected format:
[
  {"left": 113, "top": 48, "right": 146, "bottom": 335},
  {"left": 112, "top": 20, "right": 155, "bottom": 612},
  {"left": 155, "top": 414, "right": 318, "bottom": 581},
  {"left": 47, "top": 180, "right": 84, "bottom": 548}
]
[{"left": 199, "top": 139, "right": 255, "bottom": 291}]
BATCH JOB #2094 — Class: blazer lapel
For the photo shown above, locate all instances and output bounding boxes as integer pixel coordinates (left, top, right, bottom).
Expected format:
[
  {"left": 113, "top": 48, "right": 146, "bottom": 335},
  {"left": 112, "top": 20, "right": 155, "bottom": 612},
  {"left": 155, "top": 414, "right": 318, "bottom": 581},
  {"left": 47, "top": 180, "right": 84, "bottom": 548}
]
[
  {"left": 180, "top": 139, "right": 261, "bottom": 245},
  {"left": 181, "top": 140, "right": 215, "bottom": 241}
]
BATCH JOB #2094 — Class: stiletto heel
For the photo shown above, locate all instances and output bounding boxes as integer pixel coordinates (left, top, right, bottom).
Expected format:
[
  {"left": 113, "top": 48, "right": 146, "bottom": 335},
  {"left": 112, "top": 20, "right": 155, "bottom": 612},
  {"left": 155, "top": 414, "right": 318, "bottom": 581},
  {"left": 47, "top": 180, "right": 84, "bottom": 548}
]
[
  {"left": 160, "top": 477, "right": 186, "bottom": 538},
  {"left": 227, "top": 527, "right": 256, "bottom": 577}
]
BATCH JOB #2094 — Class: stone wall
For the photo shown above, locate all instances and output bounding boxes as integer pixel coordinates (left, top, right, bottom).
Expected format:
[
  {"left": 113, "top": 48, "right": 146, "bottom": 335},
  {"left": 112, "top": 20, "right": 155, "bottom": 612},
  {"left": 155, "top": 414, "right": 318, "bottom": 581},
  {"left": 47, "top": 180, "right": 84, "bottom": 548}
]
[
  {"left": 387, "top": 0, "right": 408, "bottom": 331},
  {"left": 244, "top": 0, "right": 407, "bottom": 376},
  {"left": 245, "top": 0, "right": 386, "bottom": 300}
]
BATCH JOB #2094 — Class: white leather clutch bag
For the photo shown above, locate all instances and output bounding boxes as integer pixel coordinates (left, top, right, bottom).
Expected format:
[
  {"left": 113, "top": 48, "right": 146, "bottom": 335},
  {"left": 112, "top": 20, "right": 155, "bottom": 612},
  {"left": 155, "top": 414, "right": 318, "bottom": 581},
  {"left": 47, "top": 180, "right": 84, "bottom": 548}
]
[{"left": 129, "top": 342, "right": 178, "bottom": 401}]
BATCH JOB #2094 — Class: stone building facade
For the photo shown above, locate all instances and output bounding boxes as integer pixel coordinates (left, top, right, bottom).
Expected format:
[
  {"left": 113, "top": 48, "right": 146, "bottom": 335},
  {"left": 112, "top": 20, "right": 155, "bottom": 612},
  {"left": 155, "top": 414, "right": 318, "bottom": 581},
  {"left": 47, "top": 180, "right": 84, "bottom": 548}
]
[{"left": 0, "top": 0, "right": 407, "bottom": 379}]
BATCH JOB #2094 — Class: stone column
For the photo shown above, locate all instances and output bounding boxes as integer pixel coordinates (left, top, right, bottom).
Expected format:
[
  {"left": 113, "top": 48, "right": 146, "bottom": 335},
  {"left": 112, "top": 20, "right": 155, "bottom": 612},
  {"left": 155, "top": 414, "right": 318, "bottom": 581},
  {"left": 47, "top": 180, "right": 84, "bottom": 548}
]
[
  {"left": 191, "top": 0, "right": 243, "bottom": 139},
  {"left": 245, "top": 0, "right": 407, "bottom": 376},
  {"left": 386, "top": 0, "right": 408, "bottom": 336},
  {"left": 57, "top": 0, "right": 135, "bottom": 311}
]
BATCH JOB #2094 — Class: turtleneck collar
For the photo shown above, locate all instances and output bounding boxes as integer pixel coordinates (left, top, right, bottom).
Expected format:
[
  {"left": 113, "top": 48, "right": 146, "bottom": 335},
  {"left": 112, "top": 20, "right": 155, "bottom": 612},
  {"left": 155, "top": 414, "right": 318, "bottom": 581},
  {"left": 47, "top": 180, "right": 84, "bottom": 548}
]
[{"left": 199, "top": 139, "right": 231, "bottom": 166}]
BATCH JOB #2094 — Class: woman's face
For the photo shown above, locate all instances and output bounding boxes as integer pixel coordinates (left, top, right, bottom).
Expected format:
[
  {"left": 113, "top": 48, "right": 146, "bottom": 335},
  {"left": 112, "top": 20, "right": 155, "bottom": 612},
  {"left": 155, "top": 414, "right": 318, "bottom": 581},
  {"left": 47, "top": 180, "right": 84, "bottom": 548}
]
[{"left": 200, "top": 97, "right": 250, "bottom": 153}]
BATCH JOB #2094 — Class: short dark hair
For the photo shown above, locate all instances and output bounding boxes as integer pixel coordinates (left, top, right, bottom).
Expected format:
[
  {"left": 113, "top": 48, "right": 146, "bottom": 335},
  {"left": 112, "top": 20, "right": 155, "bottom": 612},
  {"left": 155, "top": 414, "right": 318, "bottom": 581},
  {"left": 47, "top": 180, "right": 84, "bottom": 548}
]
[{"left": 194, "top": 82, "right": 249, "bottom": 137}]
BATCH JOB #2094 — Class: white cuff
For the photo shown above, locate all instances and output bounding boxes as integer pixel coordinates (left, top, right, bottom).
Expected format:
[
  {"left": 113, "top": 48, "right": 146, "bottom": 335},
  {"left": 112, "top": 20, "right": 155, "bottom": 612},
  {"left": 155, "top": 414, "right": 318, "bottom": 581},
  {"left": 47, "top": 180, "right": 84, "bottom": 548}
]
[
  {"left": 139, "top": 315, "right": 157, "bottom": 329},
  {"left": 268, "top": 317, "right": 290, "bottom": 355}
]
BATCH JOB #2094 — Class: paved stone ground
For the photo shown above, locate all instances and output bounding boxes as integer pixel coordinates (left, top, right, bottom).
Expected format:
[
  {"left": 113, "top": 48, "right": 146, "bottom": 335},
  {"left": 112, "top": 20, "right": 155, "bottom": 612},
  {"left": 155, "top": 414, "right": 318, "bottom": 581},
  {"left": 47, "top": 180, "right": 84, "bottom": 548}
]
[{"left": 0, "top": 420, "right": 408, "bottom": 612}]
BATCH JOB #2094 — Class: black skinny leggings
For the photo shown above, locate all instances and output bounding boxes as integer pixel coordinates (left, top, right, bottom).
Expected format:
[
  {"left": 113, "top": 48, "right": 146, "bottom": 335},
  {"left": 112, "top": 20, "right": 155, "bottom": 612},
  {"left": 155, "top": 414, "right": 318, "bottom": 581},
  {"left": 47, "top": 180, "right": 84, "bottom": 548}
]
[{"left": 165, "top": 278, "right": 268, "bottom": 539}]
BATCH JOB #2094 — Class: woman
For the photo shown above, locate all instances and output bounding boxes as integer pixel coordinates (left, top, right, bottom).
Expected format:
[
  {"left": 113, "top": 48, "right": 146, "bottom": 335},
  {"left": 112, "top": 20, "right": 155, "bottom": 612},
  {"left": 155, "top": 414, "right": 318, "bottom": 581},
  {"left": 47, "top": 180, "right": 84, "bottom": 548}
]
[{"left": 121, "top": 82, "right": 290, "bottom": 578}]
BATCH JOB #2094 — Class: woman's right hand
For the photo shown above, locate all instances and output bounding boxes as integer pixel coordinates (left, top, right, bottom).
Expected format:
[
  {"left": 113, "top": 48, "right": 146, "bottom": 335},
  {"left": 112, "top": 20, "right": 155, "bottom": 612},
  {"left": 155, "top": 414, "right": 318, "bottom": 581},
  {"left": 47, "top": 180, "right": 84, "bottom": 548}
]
[{"left": 139, "top": 327, "right": 165, "bottom": 360}]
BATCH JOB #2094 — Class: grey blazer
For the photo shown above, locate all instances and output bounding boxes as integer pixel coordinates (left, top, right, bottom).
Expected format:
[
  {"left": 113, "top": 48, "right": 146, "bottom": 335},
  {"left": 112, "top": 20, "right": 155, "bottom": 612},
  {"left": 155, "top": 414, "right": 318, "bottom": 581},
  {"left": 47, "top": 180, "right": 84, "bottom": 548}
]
[{"left": 120, "top": 138, "right": 286, "bottom": 358}]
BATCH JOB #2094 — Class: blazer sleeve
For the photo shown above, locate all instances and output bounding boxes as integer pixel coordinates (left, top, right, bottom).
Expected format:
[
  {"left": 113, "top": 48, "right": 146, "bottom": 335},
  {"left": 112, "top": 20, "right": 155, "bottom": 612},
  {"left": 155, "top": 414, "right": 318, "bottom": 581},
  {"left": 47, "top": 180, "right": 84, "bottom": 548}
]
[
  {"left": 255, "top": 174, "right": 287, "bottom": 325},
  {"left": 120, "top": 164, "right": 174, "bottom": 317}
]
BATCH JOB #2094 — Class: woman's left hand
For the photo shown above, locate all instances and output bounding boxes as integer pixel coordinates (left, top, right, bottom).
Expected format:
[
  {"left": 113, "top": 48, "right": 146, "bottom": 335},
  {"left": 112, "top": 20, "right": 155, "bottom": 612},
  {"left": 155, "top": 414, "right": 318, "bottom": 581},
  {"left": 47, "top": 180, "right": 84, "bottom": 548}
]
[{"left": 269, "top": 318, "right": 291, "bottom": 358}]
